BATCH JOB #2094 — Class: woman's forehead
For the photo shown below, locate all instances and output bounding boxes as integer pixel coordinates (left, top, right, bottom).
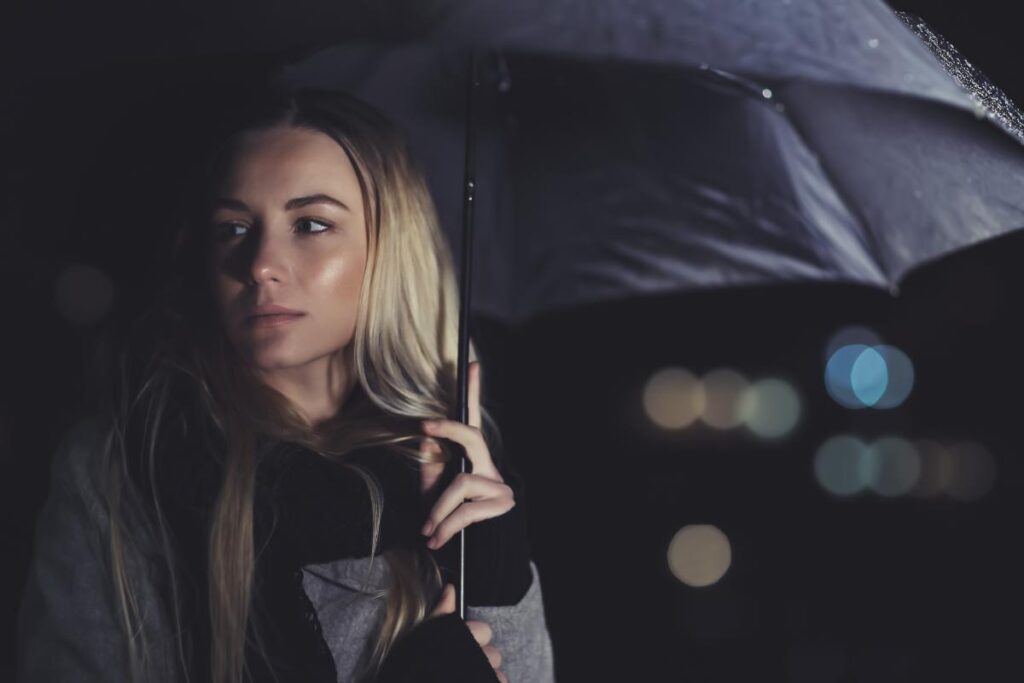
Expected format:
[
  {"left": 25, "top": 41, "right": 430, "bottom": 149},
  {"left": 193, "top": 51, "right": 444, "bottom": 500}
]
[{"left": 215, "top": 126, "right": 362, "bottom": 204}]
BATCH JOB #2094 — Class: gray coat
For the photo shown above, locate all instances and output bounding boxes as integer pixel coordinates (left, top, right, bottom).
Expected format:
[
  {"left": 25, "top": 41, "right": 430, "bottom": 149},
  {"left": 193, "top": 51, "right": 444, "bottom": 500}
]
[{"left": 16, "top": 417, "right": 557, "bottom": 682}]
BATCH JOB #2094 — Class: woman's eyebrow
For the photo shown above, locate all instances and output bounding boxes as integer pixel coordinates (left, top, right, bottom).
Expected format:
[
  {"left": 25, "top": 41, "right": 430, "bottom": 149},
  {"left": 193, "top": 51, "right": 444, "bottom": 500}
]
[
  {"left": 285, "top": 194, "right": 351, "bottom": 212},
  {"left": 212, "top": 194, "right": 351, "bottom": 212}
]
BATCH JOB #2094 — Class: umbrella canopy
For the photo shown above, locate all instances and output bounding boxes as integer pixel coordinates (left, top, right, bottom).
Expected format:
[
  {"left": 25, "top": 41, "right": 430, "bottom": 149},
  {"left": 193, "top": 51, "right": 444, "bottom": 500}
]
[
  {"left": 274, "top": 3, "right": 1024, "bottom": 325},
  {"left": 271, "top": 0, "right": 1024, "bottom": 618}
]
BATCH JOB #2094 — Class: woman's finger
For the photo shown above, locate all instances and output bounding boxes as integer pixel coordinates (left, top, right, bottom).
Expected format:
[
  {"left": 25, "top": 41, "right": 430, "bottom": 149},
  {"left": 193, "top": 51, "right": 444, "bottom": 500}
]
[
  {"left": 426, "top": 497, "right": 514, "bottom": 549},
  {"left": 420, "top": 472, "right": 513, "bottom": 536},
  {"left": 465, "top": 619, "right": 492, "bottom": 647},
  {"left": 468, "top": 361, "right": 481, "bottom": 430},
  {"left": 481, "top": 644, "right": 502, "bottom": 670},
  {"left": 420, "top": 418, "right": 501, "bottom": 482},
  {"left": 467, "top": 619, "right": 503, "bottom": 671},
  {"left": 428, "top": 472, "right": 511, "bottom": 523}
]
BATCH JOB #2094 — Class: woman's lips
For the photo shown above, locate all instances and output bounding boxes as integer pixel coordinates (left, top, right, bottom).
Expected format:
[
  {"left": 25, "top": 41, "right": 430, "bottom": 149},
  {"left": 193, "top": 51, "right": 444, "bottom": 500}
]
[{"left": 246, "top": 313, "right": 305, "bottom": 328}]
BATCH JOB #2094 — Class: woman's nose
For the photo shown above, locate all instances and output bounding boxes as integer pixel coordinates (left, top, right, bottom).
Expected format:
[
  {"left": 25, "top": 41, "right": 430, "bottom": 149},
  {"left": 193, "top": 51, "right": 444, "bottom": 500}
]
[{"left": 248, "top": 229, "right": 288, "bottom": 284}]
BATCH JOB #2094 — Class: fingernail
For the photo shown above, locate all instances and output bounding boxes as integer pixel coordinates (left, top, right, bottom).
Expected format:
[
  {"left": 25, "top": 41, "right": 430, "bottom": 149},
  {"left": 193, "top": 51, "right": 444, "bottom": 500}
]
[{"left": 421, "top": 520, "right": 434, "bottom": 535}]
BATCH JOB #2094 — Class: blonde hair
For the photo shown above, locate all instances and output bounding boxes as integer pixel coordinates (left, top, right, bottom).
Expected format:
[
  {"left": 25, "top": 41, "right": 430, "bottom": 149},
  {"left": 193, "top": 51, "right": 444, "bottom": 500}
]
[{"left": 93, "top": 86, "right": 499, "bottom": 683}]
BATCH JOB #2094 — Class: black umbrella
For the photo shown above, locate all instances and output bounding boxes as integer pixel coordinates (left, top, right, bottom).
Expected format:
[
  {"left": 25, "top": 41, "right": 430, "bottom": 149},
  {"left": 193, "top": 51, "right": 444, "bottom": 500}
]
[{"left": 273, "top": 0, "right": 1024, "bottom": 617}]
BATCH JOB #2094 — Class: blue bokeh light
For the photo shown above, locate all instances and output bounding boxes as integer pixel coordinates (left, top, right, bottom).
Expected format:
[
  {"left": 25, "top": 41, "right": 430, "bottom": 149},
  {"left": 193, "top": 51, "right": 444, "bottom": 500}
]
[
  {"left": 850, "top": 346, "right": 888, "bottom": 406},
  {"left": 825, "top": 341, "right": 914, "bottom": 410},
  {"left": 873, "top": 345, "right": 915, "bottom": 409},
  {"left": 825, "top": 344, "right": 869, "bottom": 409}
]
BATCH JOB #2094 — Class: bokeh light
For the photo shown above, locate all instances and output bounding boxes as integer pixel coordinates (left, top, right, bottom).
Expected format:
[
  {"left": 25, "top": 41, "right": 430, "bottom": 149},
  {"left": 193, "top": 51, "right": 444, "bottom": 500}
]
[
  {"left": 739, "top": 378, "right": 801, "bottom": 439},
  {"left": 53, "top": 264, "right": 114, "bottom": 325},
  {"left": 825, "top": 344, "right": 870, "bottom": 409},
  {"left": 850, "top": 346, "right": 888, "bottom": 406},
  {"left": 825, "top": 341, "right": 914, "bottom": 410},
  {"left": 667, "top": 524, "right": 732, "bottom": 587},
  {"left": 819, "top": 436, "right": 995, "bottom": 502},
  {"left": 700, "top": 369, "right": 749, "bottom": 429},
  {"left": 824, "top": 325, "right": 882, "bottom": 360},
  {"left": 910, "top": 440, "right": 956, "bottom": 498},
  {"left": 946, "top": 441, "right": 997, "bottom": 501},
  {"left": 861, "top": 437, "right": 921, "bottom": 496},
  {"left": 643, "top": 367, "right": 705, "bottom": 430},
  {"left": 814, "top": 435, "right": 869, "bottom": 496},
  {"left": 872, "top": 345, "right": 915, "bottom": 409}
]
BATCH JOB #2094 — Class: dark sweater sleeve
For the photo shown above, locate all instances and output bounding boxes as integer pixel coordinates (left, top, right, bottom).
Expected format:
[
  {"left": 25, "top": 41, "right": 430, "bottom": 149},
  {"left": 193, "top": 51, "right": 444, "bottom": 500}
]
[
  {"left": 433, "top": 423, "right": 534, "bottom": 607},
  {"left": 375, "top": 612, "right": 500, "bottom": 683},
  {"left": 461, "top": 492, "right": 533, "bottom": 607}
]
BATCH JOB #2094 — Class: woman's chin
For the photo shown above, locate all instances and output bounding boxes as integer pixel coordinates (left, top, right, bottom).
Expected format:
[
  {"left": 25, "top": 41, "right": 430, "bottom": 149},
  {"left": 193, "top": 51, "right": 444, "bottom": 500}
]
[{"left": 239, "top": 348, "right": 305, "bottom": 372}]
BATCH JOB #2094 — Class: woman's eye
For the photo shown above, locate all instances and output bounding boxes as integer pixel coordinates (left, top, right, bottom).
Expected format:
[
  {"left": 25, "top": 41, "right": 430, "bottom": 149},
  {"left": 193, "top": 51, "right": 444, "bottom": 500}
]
[
  {"left": 214, "top": 222, "right": 247, "bottom": 241},
  {"left": 211, "top": 219, "right": 331, "bottom": 242},
  {"left": 296, "top": 218, "right": 333, "bottom": 234}
]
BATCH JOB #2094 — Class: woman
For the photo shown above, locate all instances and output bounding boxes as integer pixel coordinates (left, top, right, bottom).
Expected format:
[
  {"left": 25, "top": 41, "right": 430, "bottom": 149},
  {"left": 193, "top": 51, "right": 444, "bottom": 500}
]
[{"left": 17, "top": 85, "right": 555, "bottom": 682}]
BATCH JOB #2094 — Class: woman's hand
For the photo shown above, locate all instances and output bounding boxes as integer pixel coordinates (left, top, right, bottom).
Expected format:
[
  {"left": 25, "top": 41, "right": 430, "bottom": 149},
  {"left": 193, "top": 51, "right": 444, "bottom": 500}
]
[
  {"left": 415, "top": 362, "right": 512, "bottom": 548},
  {"left": 429, "top": 583, "right": 508, "bottom": 683},
  {"left": 418, "top": 360, "right": 515, "bottom": 550}
]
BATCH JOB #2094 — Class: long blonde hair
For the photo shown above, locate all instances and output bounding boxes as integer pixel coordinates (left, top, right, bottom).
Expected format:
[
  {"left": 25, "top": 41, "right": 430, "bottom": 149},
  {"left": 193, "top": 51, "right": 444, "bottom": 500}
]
[{"left": 94, "top": 86, "right": 498, "bottom": 683}]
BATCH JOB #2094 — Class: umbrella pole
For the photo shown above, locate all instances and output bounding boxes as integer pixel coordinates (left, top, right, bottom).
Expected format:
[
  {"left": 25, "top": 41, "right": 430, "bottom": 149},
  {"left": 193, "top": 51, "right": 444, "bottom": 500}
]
[{"left": 454, "top": 48, "right": 480, "bottom": 620}]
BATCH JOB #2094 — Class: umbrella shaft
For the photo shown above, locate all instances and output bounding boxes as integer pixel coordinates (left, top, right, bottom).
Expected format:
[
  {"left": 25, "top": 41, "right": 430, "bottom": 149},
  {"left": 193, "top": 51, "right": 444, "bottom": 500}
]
[{"left": 455, "top": 48, "right": 480, "bottom": 621}]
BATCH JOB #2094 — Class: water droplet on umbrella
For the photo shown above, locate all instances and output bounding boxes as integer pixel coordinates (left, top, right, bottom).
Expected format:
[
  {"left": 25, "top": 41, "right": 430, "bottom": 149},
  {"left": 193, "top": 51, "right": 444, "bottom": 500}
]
[
  {"left": 867, "top": 38, "right": 880, "bottom": 49},
  {"left": 762, "top": 88, "right": 773, "bottom": 99},
  {"left": 896, "top": 10, "right": 1024, "bottom": 144}
]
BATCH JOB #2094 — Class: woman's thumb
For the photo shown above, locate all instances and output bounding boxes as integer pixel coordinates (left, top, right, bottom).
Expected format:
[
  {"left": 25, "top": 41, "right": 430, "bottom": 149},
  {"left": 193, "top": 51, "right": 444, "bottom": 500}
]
[{"left": 429, "top": 583, "right": 456, "bottom": 619}]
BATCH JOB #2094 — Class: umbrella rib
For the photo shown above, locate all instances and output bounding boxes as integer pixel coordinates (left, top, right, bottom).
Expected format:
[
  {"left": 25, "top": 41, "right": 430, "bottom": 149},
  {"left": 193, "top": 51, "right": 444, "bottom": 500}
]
[{"left": 779, "top": 91, "right": 895, "bottom": 291}]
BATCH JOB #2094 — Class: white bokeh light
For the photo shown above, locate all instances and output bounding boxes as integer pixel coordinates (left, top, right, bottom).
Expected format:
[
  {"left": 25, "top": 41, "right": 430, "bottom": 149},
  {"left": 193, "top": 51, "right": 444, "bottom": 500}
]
[
  {"left": 739, "top": 378, "right": 801, "bottom": 439},
  {"left": 643, "top": 367, "right": 706, "bottom": 430},
  {"left": 667, "top": 524, "right": 732, "bottom": 587},
  {"left": 700, "top": 368, "right": 749, "bottom": 430}
]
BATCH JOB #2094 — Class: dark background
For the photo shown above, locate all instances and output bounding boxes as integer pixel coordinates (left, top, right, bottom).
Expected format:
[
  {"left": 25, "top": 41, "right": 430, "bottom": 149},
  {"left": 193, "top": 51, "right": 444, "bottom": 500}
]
[{"left": 2, "top": 1, "right": 1021, "bottom": 681}]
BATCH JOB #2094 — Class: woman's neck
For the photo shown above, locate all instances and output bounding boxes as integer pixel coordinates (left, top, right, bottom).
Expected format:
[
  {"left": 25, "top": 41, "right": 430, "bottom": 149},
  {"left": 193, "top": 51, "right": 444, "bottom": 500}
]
[{"left": 255, "top": 345, "right": 358, "bottom": 429}]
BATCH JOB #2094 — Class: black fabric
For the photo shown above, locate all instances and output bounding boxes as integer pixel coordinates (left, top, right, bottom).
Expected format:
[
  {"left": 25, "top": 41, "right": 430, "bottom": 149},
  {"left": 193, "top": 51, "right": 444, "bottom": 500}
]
[
  {"left": 425, "top": 414, "right": 535, "bottom": 608},
  {"left": 141, "top": 377, "right": 531, "bottom": 682},
  {"left": 375, "top": 612, "right": 500, "bottom": 683}
]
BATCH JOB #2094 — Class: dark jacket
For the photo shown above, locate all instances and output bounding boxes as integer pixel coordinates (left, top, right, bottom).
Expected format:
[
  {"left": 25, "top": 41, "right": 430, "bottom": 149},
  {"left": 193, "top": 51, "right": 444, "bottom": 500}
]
[{"left": 16, "top": 416, "right": 556, "bottom": 682}]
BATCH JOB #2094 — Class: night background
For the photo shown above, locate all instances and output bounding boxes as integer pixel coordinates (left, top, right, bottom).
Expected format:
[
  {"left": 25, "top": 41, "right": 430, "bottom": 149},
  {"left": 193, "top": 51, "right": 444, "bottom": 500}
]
[{"left": 2, "top": 1, "right": 1021, "bottom": 681}]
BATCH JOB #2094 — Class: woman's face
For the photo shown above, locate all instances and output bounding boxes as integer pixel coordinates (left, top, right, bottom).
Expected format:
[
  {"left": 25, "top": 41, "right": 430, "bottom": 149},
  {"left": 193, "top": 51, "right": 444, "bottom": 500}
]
[{"left": 207, "top": 125, "right": 369, "bottom": 375}]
